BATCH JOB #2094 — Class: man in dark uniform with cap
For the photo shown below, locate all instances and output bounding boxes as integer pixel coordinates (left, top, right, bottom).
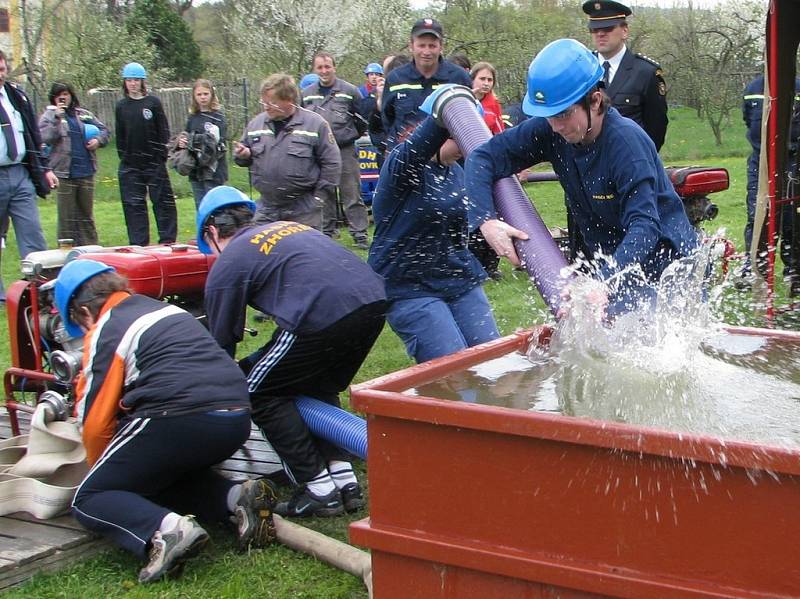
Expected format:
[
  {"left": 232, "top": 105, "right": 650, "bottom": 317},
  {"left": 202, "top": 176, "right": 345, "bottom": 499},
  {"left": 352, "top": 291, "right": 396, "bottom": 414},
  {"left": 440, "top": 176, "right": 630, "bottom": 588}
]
[{"left": 583, "top": 0, "right": 669, "bottom": 151}]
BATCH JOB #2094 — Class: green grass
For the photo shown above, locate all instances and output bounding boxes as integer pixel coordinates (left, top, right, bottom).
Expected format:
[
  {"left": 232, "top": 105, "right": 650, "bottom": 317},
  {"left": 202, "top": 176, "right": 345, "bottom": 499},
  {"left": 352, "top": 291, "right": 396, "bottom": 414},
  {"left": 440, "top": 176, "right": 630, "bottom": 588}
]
[{"left": 1, "top": 107, "right": 796, "bottom": 597}]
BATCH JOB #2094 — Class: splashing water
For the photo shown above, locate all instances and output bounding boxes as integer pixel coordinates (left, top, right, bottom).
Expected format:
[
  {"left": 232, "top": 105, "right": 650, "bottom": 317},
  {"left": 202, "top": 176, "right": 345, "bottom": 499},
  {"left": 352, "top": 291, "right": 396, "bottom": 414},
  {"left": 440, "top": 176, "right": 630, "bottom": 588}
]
[{"left": 548, "top": 244, "right": 717, "bottom": 430}]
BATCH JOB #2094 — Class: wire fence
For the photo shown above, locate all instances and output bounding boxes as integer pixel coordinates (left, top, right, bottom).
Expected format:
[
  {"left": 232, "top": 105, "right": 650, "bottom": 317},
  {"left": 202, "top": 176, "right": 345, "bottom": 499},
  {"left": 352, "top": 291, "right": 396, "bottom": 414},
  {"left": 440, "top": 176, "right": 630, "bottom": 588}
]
[
  {"left": 82, "top": 80, "right": 256, "bottom": 141},
  {"left": 44, "top": 80, "right": 259, "bottom": 143}
]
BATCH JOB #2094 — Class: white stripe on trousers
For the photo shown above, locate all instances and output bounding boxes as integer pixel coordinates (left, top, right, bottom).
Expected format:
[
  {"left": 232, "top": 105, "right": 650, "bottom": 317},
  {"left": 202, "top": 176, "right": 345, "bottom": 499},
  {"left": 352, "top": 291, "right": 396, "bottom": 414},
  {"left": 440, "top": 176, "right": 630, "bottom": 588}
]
[
  {"left": 246, "top": 329, "right": 296, "bottom": 393},
  {"left": 71, "top": 417, "right": 152, "bottom": 547}
]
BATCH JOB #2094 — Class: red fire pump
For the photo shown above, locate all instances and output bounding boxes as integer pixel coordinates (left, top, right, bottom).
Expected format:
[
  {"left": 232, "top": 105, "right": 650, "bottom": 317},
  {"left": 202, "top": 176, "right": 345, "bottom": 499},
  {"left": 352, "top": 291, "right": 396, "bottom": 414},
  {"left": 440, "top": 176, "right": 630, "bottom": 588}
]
[{"left": 4, "top": 244, "right": 216, "bottom": 435}]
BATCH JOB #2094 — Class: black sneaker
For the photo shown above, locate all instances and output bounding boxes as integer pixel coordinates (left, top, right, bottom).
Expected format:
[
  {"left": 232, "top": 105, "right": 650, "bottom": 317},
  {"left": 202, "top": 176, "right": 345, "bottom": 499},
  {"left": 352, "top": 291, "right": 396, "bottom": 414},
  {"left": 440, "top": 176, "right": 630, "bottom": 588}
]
[
  {"left": 274, "top": 486, "right": 344, "bottom": 518},
  {"left": 339, "top": 482, "right": 365, "bottom": 513},
  {"left": 138, "top": 515, "right": 208, "bottom": 583},
  {"left": 354, "top": 236, "right": 370, "bottom": 251},
  {"left": 235, "top": 478, "right": 278, "bottom": 551}
]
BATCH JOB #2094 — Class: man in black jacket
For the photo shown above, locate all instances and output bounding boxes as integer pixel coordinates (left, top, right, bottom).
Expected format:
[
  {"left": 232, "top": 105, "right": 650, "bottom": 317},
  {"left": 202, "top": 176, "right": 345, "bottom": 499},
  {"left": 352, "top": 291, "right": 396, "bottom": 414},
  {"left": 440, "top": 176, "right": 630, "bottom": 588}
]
[
  {"left": 0, "top": 50, "right": 57, "bottom": 301},
  {"left": 583, "top": 0, "right": 669, "bottom": 151}
]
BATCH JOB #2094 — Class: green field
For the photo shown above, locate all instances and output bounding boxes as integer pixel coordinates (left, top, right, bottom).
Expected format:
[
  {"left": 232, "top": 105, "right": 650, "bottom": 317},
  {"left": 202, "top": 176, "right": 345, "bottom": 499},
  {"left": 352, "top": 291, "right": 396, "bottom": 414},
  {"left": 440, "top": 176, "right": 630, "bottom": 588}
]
[{"left": 1, "top": 107, "right": 795, "bottom": 598}]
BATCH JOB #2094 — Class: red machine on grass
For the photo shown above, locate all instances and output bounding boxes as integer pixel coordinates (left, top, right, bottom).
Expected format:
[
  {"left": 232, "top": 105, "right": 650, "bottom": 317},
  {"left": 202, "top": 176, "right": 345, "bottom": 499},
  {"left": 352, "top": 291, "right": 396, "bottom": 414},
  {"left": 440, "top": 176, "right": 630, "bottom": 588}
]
[{"left": 4, "top": 244, "right": 215, "bottom": 435}]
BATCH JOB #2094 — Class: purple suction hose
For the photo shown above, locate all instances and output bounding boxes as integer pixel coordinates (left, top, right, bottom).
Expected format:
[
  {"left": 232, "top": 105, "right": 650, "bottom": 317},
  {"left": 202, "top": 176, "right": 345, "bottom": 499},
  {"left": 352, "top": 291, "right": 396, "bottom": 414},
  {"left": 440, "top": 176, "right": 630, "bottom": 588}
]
[
  {"left": 295, "top": 395, "right": 367, "bottom": 460},
  {"left": 431, "top": 87, "right": 570, "bottom": 314}
]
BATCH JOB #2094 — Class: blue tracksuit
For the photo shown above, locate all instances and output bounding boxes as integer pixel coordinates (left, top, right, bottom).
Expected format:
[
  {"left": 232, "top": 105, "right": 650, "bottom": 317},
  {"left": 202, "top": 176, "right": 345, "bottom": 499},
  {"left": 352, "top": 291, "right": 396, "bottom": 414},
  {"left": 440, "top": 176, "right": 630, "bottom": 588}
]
[
  {"left": 465, "top": 108, "right": 698, "bottom": 286},
  {"left": 380, "top": 58, "right": 472, "bottom": 152}
]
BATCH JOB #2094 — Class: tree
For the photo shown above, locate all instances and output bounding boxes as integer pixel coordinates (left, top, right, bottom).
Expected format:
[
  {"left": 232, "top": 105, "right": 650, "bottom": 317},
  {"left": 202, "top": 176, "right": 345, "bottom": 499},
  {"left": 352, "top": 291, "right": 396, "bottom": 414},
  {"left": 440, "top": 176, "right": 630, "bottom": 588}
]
[
  {"left": 211, "top": 0, "right": 411, "bottom": 83},
  {"left": 655, "top": 0, "right": 764, "bottom": 145},
  {"left": 15, "top": 0, "right": 69, "bottom": 96},
  {"left": 45, "top": 0, "right": 158, "bottom": 90},
  {"left": 126, "top": 0, "right": 204, "bottom": 81}
]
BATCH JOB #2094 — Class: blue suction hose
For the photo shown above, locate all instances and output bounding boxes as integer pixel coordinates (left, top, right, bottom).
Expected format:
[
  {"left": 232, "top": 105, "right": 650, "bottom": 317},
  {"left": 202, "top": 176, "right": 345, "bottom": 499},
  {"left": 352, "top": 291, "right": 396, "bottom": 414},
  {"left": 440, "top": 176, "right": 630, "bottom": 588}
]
[
  {"left": 295, "top": 395, "right": 367, "bottom": 460},
  {"left": 421, "top": 85, "right": 570, "bottom": 315}
]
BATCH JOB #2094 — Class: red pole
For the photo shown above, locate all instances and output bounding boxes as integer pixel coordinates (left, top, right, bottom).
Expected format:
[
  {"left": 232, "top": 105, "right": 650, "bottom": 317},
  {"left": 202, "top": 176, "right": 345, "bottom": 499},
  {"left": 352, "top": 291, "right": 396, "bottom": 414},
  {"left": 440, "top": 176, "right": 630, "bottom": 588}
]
[{"left": 765, "top": 0, "right": 780, "bottom": 323}]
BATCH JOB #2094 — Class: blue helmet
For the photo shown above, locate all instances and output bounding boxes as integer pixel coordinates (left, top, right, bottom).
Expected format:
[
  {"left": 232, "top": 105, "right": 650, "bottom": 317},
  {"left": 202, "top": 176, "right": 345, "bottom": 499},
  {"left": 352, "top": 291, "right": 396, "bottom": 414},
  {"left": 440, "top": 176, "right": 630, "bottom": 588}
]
[
  {"left": 364, "top": 63, "right": 384, "bottom": 75},
  {"left": 522, "top": 39, "right": 604, "bottom": 118},
  {"left": 299, "top": 73, "right": 320, "bottom": 89},
  {"left": 55, "top": 259, "right": 115, "bottom": 338},
  {"left": 196, "top": 186, "right": 256, "bottom": 255},
  {"left": 83, "top": 123, "right": 100, "bottom": 142},
  {"left": 121, "top": 62, "right": 147, "bottom": 80}
]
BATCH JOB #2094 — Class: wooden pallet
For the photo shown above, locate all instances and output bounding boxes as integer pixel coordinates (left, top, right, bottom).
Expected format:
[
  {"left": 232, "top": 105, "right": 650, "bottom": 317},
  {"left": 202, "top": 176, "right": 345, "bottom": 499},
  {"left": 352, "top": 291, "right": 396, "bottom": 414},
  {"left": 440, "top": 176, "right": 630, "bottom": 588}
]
[{"left": 0, "top": 409, "right": 282, "bottom": 590}]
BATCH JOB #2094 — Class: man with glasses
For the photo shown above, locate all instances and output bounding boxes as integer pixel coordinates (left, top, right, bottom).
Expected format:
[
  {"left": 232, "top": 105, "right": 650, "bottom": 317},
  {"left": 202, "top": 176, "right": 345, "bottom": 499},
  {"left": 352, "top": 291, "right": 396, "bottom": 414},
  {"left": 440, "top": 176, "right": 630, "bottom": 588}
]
[
  {"left": 233, "top": 73, "right": 340, "bottom": 230},
  {"left": 465, "top": 39, "right": 697, "bottom": 317},
  {"left": 583, "top": 0, "right": 668, "bottom": 151}
]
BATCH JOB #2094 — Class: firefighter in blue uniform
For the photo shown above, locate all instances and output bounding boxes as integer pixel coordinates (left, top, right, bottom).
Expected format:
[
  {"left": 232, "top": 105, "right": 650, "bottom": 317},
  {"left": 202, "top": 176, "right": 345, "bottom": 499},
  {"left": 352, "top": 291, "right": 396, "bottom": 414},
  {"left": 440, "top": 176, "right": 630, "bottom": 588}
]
[
  {"left": 464, "top": 39, "right": 698, "bottom": 316},
  {"left": 583, "top": 0, "right": 668, "bottom": 151},
  {"left": 738, "top": 74, "right": 800, "bottom": 292},
  {"left": 380, "top": 18, "right": 472, "bottom": 153}
]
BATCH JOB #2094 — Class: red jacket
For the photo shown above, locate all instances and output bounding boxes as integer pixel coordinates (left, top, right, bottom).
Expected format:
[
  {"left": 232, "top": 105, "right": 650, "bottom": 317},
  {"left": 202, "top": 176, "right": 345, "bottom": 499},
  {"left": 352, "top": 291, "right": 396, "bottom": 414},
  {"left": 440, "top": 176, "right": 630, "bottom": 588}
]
[{"left": 480, "top": 93, "right": 505, "bottom": 135}]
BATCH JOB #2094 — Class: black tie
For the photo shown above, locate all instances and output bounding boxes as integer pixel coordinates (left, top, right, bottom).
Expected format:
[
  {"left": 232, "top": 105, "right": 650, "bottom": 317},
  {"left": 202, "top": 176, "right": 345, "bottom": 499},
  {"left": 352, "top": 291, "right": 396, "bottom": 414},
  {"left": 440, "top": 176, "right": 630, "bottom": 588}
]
[
  {"left": 602, "top": 61, "right": 611, "bottom": 87},
  {"left": 0, "top": 93, "right": 18, "bottom": 162}
]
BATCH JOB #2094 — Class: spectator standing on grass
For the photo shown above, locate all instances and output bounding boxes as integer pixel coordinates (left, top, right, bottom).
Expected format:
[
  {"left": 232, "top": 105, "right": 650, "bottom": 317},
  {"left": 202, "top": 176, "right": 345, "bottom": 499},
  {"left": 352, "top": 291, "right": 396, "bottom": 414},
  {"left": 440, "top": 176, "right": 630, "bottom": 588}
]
[
  {"left": 0, "top": 50, "right": 56, "bottom": 303},
  {"left": 234, "top": 74, "right": 340, "bottom": 230},
  {"left": 39, "top": 82, "right": 109, "bottom": 246},
  {"left": 302, "top": 52, "right": 370, "bottom": 248},
  {"left": 381, "top": 18, "right": 472, "bottom": 152},
  {"left": 115, "top": 62, "right": 177, "bottom": 246},
  {"left": 176, "top": 79, "right": 228, "bottom": 208},
  {"left": 583, "top": 0, "right": 668, "bottom": 151},
  {"left": 469, "top": 61, "right": 505, "bottom": 279}
]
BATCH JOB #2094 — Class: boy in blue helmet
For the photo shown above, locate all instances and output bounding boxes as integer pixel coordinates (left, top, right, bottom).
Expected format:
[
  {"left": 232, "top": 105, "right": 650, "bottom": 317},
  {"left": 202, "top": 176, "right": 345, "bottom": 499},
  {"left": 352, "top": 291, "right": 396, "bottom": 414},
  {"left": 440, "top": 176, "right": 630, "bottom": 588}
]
[
  {"left": 196, "top": 186, "right": 387, "bottom": 518},
  {"left": 54, "top": 259, "right": 277, "bottom": 584},
  {"left": 465, "top": 39, "right": 698, "bottom": 316}
]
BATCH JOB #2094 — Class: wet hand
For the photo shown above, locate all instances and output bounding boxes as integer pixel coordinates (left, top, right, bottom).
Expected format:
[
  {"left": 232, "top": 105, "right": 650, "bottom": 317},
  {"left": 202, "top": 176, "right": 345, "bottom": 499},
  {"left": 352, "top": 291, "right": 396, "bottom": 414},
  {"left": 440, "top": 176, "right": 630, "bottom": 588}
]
[
  {"left": 557, "top": 277, "right": 608, "bottom": 322},
  {"left": 479, "top": 219, "right": 529, "bottom": 266}
]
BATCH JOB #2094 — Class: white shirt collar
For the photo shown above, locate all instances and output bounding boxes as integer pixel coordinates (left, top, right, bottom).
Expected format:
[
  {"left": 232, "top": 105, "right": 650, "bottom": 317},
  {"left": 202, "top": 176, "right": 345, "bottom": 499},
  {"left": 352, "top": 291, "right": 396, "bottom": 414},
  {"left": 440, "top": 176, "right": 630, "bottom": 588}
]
[{"left": 599, "top": 45, "right": 627, "bottom": 85}]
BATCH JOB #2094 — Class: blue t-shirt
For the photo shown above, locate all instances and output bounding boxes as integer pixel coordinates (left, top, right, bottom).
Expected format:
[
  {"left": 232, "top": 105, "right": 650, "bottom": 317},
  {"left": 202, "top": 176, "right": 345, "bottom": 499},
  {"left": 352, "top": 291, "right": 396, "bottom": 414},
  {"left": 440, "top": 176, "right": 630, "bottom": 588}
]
[
  {"left": 205, "top": 222, "right": 386, "bottom": 354},
  {"left": 67, "top": 114, "right": 94, "bottom": 179},
  {"left": 368, "top": 117, "right": 486, "bottom": 301}
]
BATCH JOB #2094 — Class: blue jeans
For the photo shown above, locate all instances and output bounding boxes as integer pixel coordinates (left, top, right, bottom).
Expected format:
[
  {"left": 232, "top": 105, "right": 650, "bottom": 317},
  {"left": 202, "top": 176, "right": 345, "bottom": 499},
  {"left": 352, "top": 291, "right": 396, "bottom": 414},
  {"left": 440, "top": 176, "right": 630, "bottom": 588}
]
[
  {"left": 0, "top": 164, "right": 47, "bottom": 300},
  {"left": 387, "top": 285, "right": 499, "bottom": 363},
  {"left": 190, "top": 179, "right": 217, "bottom": 209}
]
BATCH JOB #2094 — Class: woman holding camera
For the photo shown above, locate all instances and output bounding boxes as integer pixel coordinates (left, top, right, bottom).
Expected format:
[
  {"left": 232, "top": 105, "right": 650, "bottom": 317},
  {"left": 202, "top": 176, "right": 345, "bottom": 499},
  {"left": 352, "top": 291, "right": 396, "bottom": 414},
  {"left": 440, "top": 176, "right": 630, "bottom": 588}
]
[
  {"left": 177, "top": 79, "right": 228, "bottom": 207},
  {"left": 39, "top": 82, "right": 109, "bottom": 246}
]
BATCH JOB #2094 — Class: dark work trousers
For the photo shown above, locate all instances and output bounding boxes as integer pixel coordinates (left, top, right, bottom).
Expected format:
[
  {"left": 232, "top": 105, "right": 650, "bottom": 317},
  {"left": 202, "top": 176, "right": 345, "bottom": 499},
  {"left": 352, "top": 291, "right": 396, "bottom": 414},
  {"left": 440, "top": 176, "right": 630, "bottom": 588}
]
[
  {"left": 56, "top": 176, "right": 98, "bottom": 246},
  {"left": 118, "top": 163, "right": 177, "bottom": 246},
  {"left": 744, "top": 151, "right": 799, "bottom": 284},
  {"left": 324, "top": 144, "right": 369, "bottom": 239},
  {"left": 241, "top": 300, "right": 387, "bottom": 484},
  {"left": 72, "top": 410, "right": 250, "bottom": 557}
]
